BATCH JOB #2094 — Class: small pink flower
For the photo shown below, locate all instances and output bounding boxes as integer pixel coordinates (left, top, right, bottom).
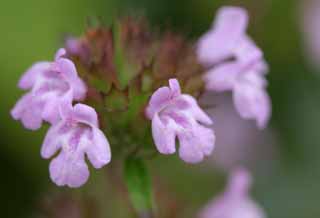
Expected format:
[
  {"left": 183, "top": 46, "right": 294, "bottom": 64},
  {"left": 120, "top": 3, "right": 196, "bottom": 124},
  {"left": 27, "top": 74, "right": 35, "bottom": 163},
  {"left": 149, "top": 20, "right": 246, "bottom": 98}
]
[
  {"left": 197, "top": 6, "right": 271, "bottom": 128},
  {"left": 199, "top": 168, "right": 266, "bottom": 218},
  {"left": 197, "top": 6, "right": 262, "bottom": 65},
  {"left": 41, "top": 103, "right": 111, "bottom": 188},
  {"left": 11, "top": 48, "right": 87, "bottom": 130},
  {"left": 146, "top": 79, "right": 215, "bottom": 163},
  {"left": 204, "top": 60, "right": 271, "bottom": 129}
]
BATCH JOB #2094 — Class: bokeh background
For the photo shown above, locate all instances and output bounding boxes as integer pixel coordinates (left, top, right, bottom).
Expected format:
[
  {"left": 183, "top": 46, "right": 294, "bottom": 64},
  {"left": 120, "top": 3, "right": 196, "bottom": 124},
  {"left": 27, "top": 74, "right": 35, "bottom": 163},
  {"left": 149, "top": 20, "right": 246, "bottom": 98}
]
[{"left": 1, "top": 0, "right": 320, "bottom": 217}]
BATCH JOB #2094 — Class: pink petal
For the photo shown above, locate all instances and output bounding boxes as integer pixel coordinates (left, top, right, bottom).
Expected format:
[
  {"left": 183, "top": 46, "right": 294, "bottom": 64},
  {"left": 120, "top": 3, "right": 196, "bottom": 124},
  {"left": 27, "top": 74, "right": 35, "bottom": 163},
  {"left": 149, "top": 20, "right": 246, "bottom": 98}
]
[
  {"left": 177, "top": 119, "right": 214, "bottom": 164},
  {"left": 181, "top": 95, "right": 213, "bottom": 125},
  {"left": 42, "top": 97, "right": 61, "bottom": 124},
  {"left": 169, "top": 78, "right": 181, "bottom": 96},
  {"left": 226, "top": 168, "right": 252, "bottom": 196},
  {"left": 72, "top": 77, "right": 87, "bottom": 100},
  {"left": 204, "top": 62, "right": 240, "bottom": 91},
  {"left": 197, "top": 7, "right": 248, "bottom": 64},
  {"left": 234, "top": 36, "right": 263, "bottom": 64},
  {"left": 11, "top": 93, "right": 44, "bottom": 130},
  {"left": 214, "top": 6, "right": 249, "bottom": 38},
  {"left": 54, "top": 48, "right": 66, "bottom": 60},
  {"left": 178, "top": 132, "right": 205, "bottom": 163},
  {"left": 151, "top": 113, "right": 177, "bottom": 154},
  {"left": 196, "top": 125, "right": 216, "bottom": 156},
  {"left": 146, "top": 87, "right": 171, "bottom": 119},
  {"left": 49, "top": 151, "right": 89, "bottom": 188},
  {"left": 85, "top": 127, "right": 111, "bottom": 168},
  {"left": 233, "top": 82, "right": 271, "bottom": 129},
  {"left": 54, "top": 58, "right": 87, "bottom": 100},
  {"left": 253, "top": 60, "right": 269, "bottom": 75},
  {"left": 18, "top": 62, "right": 50, "bottom": 90},
  {"left": 54, "top": 58, "right": 78, "bottom": 81},
  {"left": 58, "top": 98, "right": 74, "bottom": 121},
  {"left": 73, "top": 103, "right": 99, "bottom": 127},
  {"left": 41, "top": 122, "right": 64, "bottom": 159}
]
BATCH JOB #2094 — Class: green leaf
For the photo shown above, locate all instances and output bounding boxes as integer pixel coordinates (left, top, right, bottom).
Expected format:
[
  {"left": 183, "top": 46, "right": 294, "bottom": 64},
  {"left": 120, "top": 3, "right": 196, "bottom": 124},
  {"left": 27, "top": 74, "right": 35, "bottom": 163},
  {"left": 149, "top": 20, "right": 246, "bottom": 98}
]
[{"left": 124, "top": 156, "right": 154, "bottom": 217}]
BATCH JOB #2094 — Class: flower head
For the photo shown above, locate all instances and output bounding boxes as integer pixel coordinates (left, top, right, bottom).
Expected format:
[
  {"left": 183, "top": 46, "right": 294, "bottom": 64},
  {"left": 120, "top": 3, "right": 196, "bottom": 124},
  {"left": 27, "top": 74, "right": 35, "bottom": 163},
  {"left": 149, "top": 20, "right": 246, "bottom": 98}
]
[
  {"left": 41, "top": 103, "right": 111, "bottom": 188},
  {"left": 146, "top": 78, "right": 215, "bottom": 163},
  {"left": 199, "top": 168, "right": 266, "bottom": 218},
  {"left": 11, "top": 48, "right": 87, "bottom": 130}
]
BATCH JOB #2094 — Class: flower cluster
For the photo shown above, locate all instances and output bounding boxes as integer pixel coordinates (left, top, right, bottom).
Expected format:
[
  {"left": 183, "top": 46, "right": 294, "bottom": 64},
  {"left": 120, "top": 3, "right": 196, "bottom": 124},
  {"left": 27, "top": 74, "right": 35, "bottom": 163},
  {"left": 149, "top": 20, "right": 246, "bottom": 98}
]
[
  {"left": 197, "top": 7, "right": 271, "bottom": 128},
  {"left": 11, "top": 49, "right": 111, "bottom": 187},
  {"left": 11, "top": 6, "right": 271, "bottom": 191}
]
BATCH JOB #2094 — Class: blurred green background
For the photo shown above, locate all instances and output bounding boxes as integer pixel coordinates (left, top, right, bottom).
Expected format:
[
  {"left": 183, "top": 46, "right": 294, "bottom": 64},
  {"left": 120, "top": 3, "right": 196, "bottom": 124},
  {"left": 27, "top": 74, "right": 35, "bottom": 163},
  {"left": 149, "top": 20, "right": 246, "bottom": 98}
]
[{"left": 1, "top": 0, "right": 320, "bottom": 217}]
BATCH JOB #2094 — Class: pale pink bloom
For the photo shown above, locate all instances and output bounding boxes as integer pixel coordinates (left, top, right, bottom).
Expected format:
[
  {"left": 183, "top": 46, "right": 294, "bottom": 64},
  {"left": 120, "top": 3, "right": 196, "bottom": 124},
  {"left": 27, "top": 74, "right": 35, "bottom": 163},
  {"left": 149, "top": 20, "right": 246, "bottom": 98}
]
[
  {"left": 41, "top": 103, "right": 111, "bottom": 188},
  {"left": 199, "top": 168, "right": 266, "bottom": 218},
  {"left": 197, "top": 6, "right": 271, "bottom": 128},
  {"left": 11, "top": 48, "right": 87, "bottom": 130},
  {"left": 146, "top": 79, "right": 215, "bottom": 163},
  {"left": 205, "top": 60, "right": 271, "bottom": 129}
]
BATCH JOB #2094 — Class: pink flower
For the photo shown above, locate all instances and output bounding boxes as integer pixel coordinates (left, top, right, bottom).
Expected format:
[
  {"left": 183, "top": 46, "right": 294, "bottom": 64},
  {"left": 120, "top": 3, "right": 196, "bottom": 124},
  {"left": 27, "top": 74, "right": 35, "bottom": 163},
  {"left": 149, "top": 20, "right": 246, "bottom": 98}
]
[
  {"left": 197, "top": 6, "right": 262, "bottom": 65},
  {"left": 197, "top": 6, "right": 271, "bottom": 128},
  {"left": 199, "top": 168, "right": 266, "bottom": 218},
  {"left": 11, "top": 48, "right": 87, "bottom": 130},
  {"left": 146, "top": 79, "right": 215, "bottom": 163},
  {"left": 41, "top": 103, "right": 111, "bottom": 188},
  {"left": 204, "top": 60, "right": 271, "bottom": 129}
]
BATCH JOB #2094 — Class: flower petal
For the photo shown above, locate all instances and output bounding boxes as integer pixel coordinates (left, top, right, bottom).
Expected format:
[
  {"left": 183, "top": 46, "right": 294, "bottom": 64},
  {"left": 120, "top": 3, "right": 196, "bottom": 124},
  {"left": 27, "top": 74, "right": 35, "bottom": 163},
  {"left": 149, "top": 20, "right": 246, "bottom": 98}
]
[
  {"left": 197, "top": 7, "right": 248, "bottom": 64},
  {"left": 49, "top": 151, "right": 89, "bottom": 188},
  {"left": 55, "top": 48, "right": 66, "bottom": 60},
  {"left": 181, "top": 95, "right": 213, "bottom": 125},
  {"left": 54, "top": 58, "right": 78, "bottom": 81},
  {"left": 196, "top": 125, "right": 216, "bottom": 156},
  {"left": 234, "top": 36, "right": 263, "bottom": 64},
  {"left": 54, "top": 49, "right": 87, "bottom": 100},
  {"left": 214, "top": 6, "right": 249, "bottom": 40},
  {"left": 178, "top": 131, "right": 205, "bottom": 163},
  {"left": 41, "top": 122, "right": 64, "bottom": 159},
  {"left": 42, "top": 97, "right": 62, "bottom": 124},
  {"left": 152, "top": 113, "right": 177, "bottom": 154},
  {"left": 233, "top": 82, "right": 271, "bottom": 129},
  {"left": 11, "top": 93, "right": 44, "bottom": 130},
  {"left": 204, "top": 62, "right": 240, "bottom": 91},
  {"left": 227, "top": 168, "right": 252, "bottom": 196},
  {"left": 72, "top": 77, "right": 87, "bottom": 100},
  {"left": 85, "top": 127, "right": 111, "bottom": 169},
  {"left": 146, "top": 86, "right": 171, "bottom": 119},
  {"left": 169, "top": 78, "right": 181, "bottom": 96},
  {"left": 18, "top": 62, "right": 50, "bottom": 90},
  {"left": 73, "top": 103, "right": 99, "bottom": 127}
]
